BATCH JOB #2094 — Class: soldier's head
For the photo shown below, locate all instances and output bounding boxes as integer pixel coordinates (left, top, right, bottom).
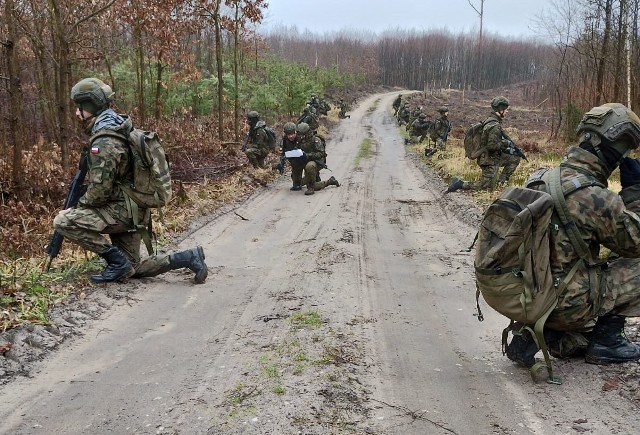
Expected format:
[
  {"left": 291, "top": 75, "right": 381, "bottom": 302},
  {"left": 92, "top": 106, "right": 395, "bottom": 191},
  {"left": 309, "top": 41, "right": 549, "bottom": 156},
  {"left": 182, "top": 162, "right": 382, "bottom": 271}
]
[
  {"left": 296, "top": 122, "right": 311, "bottom": 140},
  {"left": 246, "top": 110, "right": 260, "bottom": 127},
  {"left": 438, "top": 106, "right": 449, "bottom": 117},
  {"left": 419, "top": 113, "right": 427, "bottom": 120},
  {"left": 283, "top": 122, "right": 297, "bottom": 140},
  {"left": 576, "top": 103, "right": 640, "bottom": 175},
  {"left": 70, "top": 78, "right": 114, "bottom": 120},
  {"left": 491, "top": 96, "right": 509, "bottom": 118}
]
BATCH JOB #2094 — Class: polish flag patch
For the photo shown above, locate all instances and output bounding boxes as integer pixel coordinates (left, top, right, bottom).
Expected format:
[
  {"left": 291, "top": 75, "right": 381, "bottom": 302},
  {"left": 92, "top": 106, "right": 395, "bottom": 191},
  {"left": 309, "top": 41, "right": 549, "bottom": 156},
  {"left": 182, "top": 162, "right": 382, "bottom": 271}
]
[{"left": 91, "top": 146, "right": 100, "bottom": 154}]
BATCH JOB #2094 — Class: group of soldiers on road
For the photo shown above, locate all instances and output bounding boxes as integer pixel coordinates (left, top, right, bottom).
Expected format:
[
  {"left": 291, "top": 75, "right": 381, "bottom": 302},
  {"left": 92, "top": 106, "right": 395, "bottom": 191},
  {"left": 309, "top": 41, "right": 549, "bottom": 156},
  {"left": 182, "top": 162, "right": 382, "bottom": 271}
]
[{"left": 57, "top": 78, "right": 640, "bottom": 374}]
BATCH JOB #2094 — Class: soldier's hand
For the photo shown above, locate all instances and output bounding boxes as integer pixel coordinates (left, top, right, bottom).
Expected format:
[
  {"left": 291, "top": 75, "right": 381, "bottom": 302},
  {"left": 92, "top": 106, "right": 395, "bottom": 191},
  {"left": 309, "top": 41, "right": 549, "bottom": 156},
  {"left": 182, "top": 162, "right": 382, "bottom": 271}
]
[{"left": 620, "top": 157, "right": 640, "bottom": 188}]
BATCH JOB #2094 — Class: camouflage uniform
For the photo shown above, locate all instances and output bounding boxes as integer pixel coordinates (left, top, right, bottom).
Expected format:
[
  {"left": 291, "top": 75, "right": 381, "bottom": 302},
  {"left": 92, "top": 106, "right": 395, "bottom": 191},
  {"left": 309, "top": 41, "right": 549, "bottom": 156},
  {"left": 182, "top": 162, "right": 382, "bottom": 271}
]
[
  {"left": 408, "top": 115, "right": 430, "bottom": 144},
  {"left": 459, "top": 113, "right": 503, "bottom": 190},
  {"left": 244, "top": 120, "right": 271, "bottom": 169},
  {"left": 397, "top": 103, "right": 410, "bottom": 126},
  {"left": 529, "top": 147, "right": 640, "bottom": 330},
  {"left": 53, "top": 110, "right": 200, "bottom": 279},
  {"left": 280, "top": 132, "right": 305, "bottom": 189},
  {"left": 497, "top": 151, "right": 522, "bottom": 184},
  {"left": 429, "top": 112, "right": 452, "bottom": 151},
  {"left": 293, "top": 123, "right": 340, "bottom": 195}
]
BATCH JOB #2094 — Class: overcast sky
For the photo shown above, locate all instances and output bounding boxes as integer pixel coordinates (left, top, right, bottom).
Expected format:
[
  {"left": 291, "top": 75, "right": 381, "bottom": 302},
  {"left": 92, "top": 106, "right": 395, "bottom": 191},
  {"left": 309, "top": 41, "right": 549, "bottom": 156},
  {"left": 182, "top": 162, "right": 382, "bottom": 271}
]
[{"left": 260, "top": 0, "right": 556, "bottom": 39}]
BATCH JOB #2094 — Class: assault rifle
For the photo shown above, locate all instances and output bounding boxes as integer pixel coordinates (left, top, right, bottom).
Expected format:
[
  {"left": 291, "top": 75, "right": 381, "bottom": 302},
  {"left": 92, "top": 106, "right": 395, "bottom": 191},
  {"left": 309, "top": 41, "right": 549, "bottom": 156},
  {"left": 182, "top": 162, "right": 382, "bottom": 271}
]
[
  {"left": 502, "top": 134, "right": 528, "bottom": 161},
  {"left": 45, "top": 159, "right": 88, "bottom": 271},
  {"left": 241, "top": 132, "right": 250, "bottom": 152}
]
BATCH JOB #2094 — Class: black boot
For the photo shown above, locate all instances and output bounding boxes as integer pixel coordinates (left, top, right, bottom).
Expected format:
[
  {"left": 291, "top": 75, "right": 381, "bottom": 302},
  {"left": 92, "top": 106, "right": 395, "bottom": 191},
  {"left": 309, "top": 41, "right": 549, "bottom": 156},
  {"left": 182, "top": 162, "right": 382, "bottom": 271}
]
[
  {"left": 91, "top": 246, "right": 135, "bottom": 283},
  {"left": 505, "top": 329, "right": 539, "bottom": 368},
  {"left": 169, "top": 246, "right": 208, "bottom": 284},
  {"left": 585, "top": 315, "right": 640, "bottom": 364}
]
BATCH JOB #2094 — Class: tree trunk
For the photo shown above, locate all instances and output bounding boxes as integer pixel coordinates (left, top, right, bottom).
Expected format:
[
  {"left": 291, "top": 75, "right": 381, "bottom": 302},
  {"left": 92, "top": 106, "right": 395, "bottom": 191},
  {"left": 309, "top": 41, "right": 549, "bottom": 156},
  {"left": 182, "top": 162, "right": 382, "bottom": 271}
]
[{"left": 214, "top": 8, "right": 224, "bottom": 140}]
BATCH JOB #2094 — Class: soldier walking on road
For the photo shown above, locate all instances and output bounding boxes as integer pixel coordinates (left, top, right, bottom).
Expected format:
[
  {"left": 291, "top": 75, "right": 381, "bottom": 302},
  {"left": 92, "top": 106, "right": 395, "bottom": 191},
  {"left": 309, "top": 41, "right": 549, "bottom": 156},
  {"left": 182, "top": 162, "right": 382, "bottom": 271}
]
[{"left": 53, "top": 78, "right": 207, "bottom": 284}]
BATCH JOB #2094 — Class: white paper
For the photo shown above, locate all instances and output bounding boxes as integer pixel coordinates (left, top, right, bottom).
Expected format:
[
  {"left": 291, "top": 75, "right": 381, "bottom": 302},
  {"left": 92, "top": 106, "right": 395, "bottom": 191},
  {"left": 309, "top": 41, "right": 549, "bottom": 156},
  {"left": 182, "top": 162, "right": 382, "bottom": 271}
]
[{"left": 285, "top": 149, "right": 304, "bottom": 158}]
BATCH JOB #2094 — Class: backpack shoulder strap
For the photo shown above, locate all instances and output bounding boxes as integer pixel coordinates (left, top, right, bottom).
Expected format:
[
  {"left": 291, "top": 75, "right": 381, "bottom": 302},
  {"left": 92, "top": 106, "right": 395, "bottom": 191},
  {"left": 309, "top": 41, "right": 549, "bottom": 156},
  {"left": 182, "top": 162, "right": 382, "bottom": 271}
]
[{"left": 548, "top": 167, "right": 591, "bottom": 260}]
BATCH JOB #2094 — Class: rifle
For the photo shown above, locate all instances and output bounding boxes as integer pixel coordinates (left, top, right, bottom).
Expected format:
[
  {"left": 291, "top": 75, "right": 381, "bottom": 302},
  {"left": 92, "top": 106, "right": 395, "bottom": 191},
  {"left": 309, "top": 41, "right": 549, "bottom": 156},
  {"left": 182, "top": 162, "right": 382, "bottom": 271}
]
[
  {"left": 275, "top": 154, "right": 287, "bottom": 174},
  {"left": 502, "top": 134, "right": 528, "bottom": 161},
  {"left": 314, "top": 160, "right": 332, "bottom": 171},
  {"left": 45, "top": 160, "right": 88, "bottom": 271},
  {"left": 241, "top": 132, "right": 250, "bottom": 152}
]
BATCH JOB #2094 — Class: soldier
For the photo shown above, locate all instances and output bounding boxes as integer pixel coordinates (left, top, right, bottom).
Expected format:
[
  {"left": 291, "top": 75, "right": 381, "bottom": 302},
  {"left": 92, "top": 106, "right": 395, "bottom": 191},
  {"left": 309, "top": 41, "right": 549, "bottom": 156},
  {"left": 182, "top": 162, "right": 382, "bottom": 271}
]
[
  {"left": 506, "top": 103, "right": 640, "bottom": 367},
  {"left": 298, "top": 105, "right": 320, "bottom": 133},
  {"left": 397, "top": 102, "right": 410, "bottom": 126},
  {"left": 277, "top": 121, "right": 305, "bottom": 190},
  {"left": 243, "top": 111, "right": 270, "bottom": 169},
  {"left": 392, "top": 94, "right": 402, "bottom": 116},
  {"left": 406, "top": 106, "right": 423, "bottom": 131},
  {"left": 447, "top": 96, "right": 511, "bottom": 192},
  {"left": 294, "top": 123, "right": 340, "bottom": 196},
  {"left": 53, "top": 78, "right": 207, "bottom": 284},
  {"left": 406, "top": 113, "right": 431, "bottom": 144},
  {"left": 428, "top": 106, "right": 452, "bottom": 153},
  {"left": 338, "top": 99, "right": 350, "bottom": 119}
]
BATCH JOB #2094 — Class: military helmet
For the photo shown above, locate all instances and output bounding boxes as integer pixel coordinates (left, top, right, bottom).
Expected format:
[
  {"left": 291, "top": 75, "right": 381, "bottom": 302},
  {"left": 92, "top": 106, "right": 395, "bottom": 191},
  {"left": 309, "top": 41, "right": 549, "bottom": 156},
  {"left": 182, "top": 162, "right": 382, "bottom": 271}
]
[
  {"left": 419, "top": 113, "right": 427, "bottom": 119},
  {"left": 491, "top": 96, "right": 510, "bottom": 111},
  {"left": 576, "top": 103, "right": 640, "bottom": 150},
  {"left": 296, "top": 122, "right": 311, "bottom": 135},
  {"left": 70, "top": 78, "right": 114, "bottom": 114},
  {"left": 437, "top": 106, "right": 449, "bottom": 113},
  {"left": 246, "top": 110, "right": 260, "bottom": 120},
  {"left": 283, "top": 122, "right": 297, "bottom": 134}
]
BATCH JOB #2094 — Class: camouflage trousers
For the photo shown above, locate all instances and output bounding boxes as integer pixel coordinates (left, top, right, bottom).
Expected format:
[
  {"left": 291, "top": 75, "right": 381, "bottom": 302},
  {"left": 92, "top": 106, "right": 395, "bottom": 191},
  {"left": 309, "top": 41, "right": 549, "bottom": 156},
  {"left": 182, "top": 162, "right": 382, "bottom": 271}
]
[
  {"left": 498, "top": 153, "right": 521, "bottom": 184},
  {"left": 461, "top": 163, "right": 499, "bottom": 190},
  {"left": 547, "top": 257, "right": 640, "bottom": 330},
  {"left": 291, "top": 161, "right": 333, "bottom": 191},
  {"left": 244, "top": 147, "right": 269, "bottom": 169},
  {"left": 434, "top": 138, "right": 446, "bottom": 151},
  {"left": 53, "top": 203, "right": 172, "bottom": 278}
]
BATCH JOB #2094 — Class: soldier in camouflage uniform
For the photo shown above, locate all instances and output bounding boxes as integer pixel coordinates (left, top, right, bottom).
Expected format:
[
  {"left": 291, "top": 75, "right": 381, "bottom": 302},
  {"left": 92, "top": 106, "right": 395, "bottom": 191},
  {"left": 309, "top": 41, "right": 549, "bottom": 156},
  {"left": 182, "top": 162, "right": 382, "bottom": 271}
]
[
  {"left": 243, "top": 111, "right": 271, "bottom": 169},
  {"left": 447, "top": 96, "right": 510, "bottom": 192},
  {"left": 278, "top": 122, "right": 305, "bottom": 190},
  {"left": 507, "top": 103, "right": 640, "bottom": 367},
  {"left": 397, "top": 103, "right": 410, "bottom": 126},
  {"left": 293, "top": 123, "right": 340, "bottom": 196},
  {"left": 406, "top": 113, "right": 431, "bottom": 144},
  {"left": 53, "top": 78, "right": 208, "bottom": 284},
  {"left": 425, "top": 106, "right": 452, "bottom": 156}
]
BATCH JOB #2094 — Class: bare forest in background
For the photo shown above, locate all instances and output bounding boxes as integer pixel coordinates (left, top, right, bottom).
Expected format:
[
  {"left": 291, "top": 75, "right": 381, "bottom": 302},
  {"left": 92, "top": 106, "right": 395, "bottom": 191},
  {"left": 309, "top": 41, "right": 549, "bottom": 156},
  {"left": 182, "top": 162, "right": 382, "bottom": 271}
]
[{"left": 0, "top": 0, "right": 639, "bottom": 260}]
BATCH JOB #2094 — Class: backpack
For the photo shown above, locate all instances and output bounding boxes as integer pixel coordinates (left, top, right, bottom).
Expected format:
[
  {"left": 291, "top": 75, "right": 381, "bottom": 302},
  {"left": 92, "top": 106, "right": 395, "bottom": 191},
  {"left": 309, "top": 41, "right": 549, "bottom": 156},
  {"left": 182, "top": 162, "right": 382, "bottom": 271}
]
[
  {"left": 463, "top": 120, "right": 497, "bottom": 159},
  {"left": 91, "top": 128, "right": 172, "bottom": 254},
  {"left": 472, "top": 166, "right": 604, "bottom": 383},
  {"left": 264, "top": 126, "right": 277, "bottom": 151}
]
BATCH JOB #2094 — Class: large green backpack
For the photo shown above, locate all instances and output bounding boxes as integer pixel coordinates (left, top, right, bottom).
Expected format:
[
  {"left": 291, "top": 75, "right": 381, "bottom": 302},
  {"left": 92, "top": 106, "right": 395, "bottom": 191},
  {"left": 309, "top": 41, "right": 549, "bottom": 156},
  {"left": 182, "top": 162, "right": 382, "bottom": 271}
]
[
  {"left": 473, "top": 166, "right": 604, "bottom": 383},
  {"left": 91, "top": 127, "right": 172, "bottom": 254}
]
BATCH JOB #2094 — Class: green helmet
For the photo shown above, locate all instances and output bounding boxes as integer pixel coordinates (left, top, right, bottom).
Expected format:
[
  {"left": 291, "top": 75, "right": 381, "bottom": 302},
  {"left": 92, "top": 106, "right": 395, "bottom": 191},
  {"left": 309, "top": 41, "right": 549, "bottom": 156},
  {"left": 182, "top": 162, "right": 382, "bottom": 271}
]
[
  {"left": 576, "top": 103, "right": 640, "bottom": 150},
  {"left": 491, "top": 96, "right": 510, "bottom": 111},
  {"left": 283, "top": 122, "right": 297, "bottom": 134},
  {"left": 246, "top": 110, "right": 260, "bottom": 121},
  {"left": 70, "top": 78, "right": 114, "bottom": 115},
  {"left": 419, "top": 113, "right": 427, "bottom": 119},
  {"left": 438, "top": 106, "right": 449, "bottom": 113},
  {"left": 296, "top": 122, "right": 311, "bottom": 135}
]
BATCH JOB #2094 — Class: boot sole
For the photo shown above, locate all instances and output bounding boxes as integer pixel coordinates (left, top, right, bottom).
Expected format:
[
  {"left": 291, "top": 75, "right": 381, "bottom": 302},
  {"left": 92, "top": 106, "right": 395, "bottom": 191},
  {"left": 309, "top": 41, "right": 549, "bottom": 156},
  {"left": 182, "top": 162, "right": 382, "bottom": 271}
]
[
  {"left": 194, "top": 246, "right": 208, "bottom": 284},
  {"left": 90, "top": 266, "right": 135, "bottom": 284},
  {"left": 585, "top": 354, "right": 640, "bottom": 365}
]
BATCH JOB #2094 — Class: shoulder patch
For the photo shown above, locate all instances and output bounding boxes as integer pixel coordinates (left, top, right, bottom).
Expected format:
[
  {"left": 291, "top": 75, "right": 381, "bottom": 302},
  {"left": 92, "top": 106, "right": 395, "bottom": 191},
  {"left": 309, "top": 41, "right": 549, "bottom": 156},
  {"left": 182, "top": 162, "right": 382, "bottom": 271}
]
[{"left": 91, "top": 146, "right": 100, "bottom": 154}]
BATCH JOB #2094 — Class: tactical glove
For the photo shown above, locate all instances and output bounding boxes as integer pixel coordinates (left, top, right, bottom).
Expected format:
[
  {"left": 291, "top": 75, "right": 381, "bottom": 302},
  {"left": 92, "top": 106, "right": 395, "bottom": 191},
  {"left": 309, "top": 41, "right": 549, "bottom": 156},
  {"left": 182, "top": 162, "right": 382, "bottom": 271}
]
[{"left": 620, "top": 157, "right": 640, "bottom": 188}]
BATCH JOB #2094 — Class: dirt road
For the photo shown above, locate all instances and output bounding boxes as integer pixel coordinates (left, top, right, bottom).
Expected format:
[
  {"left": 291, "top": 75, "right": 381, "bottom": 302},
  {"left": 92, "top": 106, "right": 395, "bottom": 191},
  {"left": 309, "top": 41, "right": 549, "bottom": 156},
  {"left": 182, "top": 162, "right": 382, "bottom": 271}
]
[{"left": 1, "top": 92, "right": 639, "bottom": 434}]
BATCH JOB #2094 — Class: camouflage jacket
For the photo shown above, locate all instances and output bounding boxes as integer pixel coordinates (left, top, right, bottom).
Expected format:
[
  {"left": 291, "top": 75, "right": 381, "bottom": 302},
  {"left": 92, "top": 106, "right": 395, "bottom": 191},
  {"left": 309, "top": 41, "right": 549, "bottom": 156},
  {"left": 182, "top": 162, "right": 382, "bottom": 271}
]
[
  {"left": 530, "top": 146, "right": 640, "bottom": 328},
  {"left": 476, "top": 113, "right": 503, "bottom": 165},
  {"left": 430, "top": 115, "right": 451, "bottom": 140},
  {"left": 78, "top": 110, "right": 133, "bottom": 208},
  {"left": 247, "top": 121, "right": 270, "bottom": 151},
  {"left": 298, "top": 134, "right": 326, "bottom": 163}
]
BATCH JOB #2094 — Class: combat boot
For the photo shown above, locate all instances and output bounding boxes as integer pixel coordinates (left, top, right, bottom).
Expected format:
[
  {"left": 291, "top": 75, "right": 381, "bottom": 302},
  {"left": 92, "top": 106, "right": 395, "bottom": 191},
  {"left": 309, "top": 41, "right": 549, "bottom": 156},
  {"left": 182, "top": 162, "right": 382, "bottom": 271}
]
[
  {"left": 327, "top": 176, "right": 340, "bottom": 187},
  {"left": 91, "top": 246, "right": 135, "bottom": 283},
  {"left": 505, "top": 329, "right": 538, "bottom": 368},
  {"left": 304, "top": 186, "right": 315, "bottom": 195},
  {"left": 290, "top": 184, "right": 302, "bottom": 191},
  {"left": 169, "top": 246, "right": 208, "bottom": 284},
  {"left": 446, "top": 177, "right": 464, "bottom": 193},
  {"left": 585, "top": 315, "right": 640, "bottom": 364}
]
